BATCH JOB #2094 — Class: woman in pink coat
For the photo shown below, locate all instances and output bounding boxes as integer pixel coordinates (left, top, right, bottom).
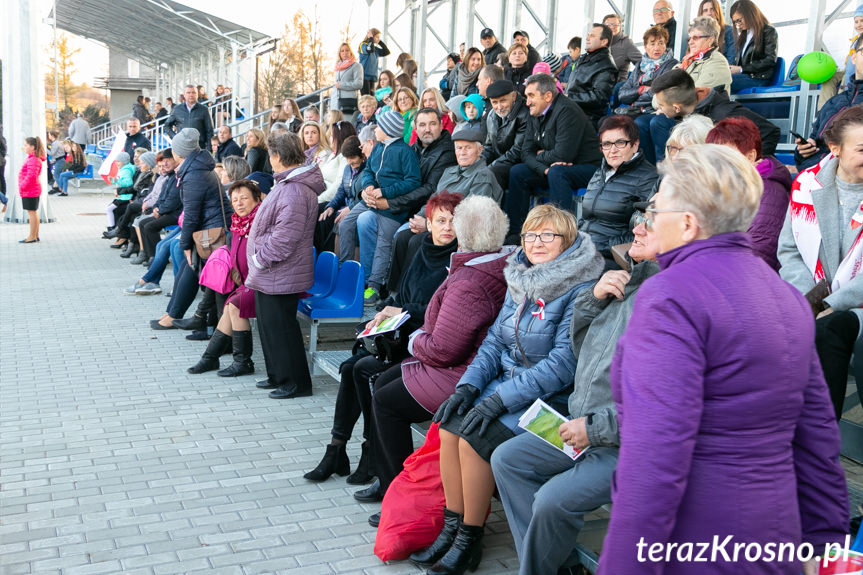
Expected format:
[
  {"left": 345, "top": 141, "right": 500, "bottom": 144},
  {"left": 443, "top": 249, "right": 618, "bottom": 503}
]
[{"left": 18, "top": 136, "right": 45, "bottom": 243}]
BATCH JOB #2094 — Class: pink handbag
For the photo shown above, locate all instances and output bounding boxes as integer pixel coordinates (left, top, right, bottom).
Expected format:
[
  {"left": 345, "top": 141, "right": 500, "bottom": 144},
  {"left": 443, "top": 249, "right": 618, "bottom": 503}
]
[{"left": 199, "top": 245, "right": 236, "bottom": 294}]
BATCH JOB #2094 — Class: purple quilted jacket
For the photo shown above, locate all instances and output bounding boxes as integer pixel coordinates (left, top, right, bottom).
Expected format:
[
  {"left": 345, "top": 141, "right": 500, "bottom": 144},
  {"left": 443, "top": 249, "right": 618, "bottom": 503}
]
[{"left": 245, "top": 165, "right": 324, "bottom": 295}]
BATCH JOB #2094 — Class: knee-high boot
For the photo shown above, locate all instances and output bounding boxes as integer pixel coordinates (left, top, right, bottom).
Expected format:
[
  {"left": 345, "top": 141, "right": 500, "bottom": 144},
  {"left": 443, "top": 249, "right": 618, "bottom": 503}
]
[
  {"left": 188, "top": 330, "right": 231, "bottom": 374},
  {"left": 217, "top": 330, "right": 255, "bottom": 377}
]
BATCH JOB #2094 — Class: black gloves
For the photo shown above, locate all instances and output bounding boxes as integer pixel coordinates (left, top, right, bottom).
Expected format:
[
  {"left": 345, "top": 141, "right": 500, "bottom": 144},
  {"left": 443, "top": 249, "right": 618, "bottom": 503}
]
[
  {"left": 433, "top": 385, "right": 480, "bottom": 425},
  {"left": 459, "top": 393, "right": 506, "bottom": 437}
]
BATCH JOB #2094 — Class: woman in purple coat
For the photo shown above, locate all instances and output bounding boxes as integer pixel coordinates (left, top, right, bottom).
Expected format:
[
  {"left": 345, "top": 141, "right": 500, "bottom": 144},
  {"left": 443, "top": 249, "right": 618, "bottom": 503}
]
[
  {"left": 246, "top": 132, "right": 324, "bottom": 399},
  {"left": 187, "top": 180, "right": 262, "bottom": 377},
  {"left": 597, "top": 144, "right": 849, "bottom": 575},
  {"left": 706, "top": 116, "right": 792, "bottom": 271}
]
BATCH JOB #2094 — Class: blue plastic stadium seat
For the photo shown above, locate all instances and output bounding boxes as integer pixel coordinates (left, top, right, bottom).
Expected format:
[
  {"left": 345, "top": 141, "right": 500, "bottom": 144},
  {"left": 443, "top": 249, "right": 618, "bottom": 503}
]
[
  {"left": 306, "top": 251, "right": 338, "bottom": 299},
  {"left": 80, "top": 165, "right": 93, "bottom": 178},
  {"left": 85, "top": 145, "right": 97, "bottom": 154},
  {"left": 775, "top": 153, "right": 795, "bottom": 167},
  {"left": 736, "top": 57, "right": 787, "bottom": 94},
  {"left": 298, "top": 260, "right": 364, "bottom": 319},
  {"left": 164, "top": 225, "right": 179, "bottom": 231}
]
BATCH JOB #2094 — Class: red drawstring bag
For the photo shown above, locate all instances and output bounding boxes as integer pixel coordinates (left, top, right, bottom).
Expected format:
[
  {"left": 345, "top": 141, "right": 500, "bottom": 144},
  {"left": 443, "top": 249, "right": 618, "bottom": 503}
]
[{"left": 374, "top": 422, "right": 447, "bottom": 562}]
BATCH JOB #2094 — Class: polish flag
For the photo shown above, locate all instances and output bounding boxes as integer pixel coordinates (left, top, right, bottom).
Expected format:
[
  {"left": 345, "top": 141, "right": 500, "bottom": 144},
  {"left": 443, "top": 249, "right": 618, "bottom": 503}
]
[{"left": 99, "top": 130, "right": 127, "bottom": 184}]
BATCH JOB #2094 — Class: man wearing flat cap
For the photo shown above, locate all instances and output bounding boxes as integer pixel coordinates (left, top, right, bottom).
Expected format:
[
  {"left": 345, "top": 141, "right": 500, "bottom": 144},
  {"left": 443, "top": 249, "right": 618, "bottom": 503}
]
[
  {"left": 483, "top": 79, "right": 531, "bottom": 191},
  {"left": 433, "top": 124, "right": 502, "bottom": 205}
]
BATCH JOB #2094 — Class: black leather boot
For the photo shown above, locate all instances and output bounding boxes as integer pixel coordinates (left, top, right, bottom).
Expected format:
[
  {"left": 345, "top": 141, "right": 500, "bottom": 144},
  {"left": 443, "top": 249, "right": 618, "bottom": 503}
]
[
  {"left": 346, "top": 441, "right": 374, "bottom": 485},
  {"left": 427, "top": 523, "right": 483, "bottom": 575},
  {"left": 303, "top": 443, "right": 350, "bottom": 481},
  {"left": 187, "top": 330, "right": 231, "bottom": 374},
  {"left": 410, "top": 507, "right": 462, "bottom": 566},
  {"left": 217, "top": 330, "right": 255, "bottom": 377}
]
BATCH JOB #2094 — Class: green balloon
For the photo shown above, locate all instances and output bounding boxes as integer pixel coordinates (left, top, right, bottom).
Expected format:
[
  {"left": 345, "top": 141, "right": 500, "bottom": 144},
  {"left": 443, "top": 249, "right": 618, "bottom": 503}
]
[{"left": 796, "top": 51, "right": 837, "bottom": 84}]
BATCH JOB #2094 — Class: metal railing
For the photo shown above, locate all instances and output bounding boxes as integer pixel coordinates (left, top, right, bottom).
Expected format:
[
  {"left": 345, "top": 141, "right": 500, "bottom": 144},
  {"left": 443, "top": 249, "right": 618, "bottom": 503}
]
[{"left": 94, "top": 85, "right": 334, "bottom": 153}]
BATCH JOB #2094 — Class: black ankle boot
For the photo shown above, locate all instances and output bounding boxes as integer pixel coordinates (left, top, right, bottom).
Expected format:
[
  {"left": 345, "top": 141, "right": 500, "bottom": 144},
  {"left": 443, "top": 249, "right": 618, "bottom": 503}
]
[
  {"left": 346, "top": 441, "right": 374, "bottom": 485},
  {"left": 410, "top": 507, "right": 462, "bottom": 566},
  {"left": 217, "top": 330, "right": 255, "bottom": 377},
  {"left": 187, "top": 330, "right": 231, "bottom": 374},
  {"left": 427, "top": 523, "right": 483, "bottom": 575},
  {"left": 303, "top": 443, "right": 350, "bottom": 481}
]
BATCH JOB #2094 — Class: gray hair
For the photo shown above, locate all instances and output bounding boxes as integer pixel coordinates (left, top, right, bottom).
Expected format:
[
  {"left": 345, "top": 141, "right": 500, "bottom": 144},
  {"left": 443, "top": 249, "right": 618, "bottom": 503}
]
[
  {"left": 525, "top": 73, "right": 557, "bottom": 96},
  {"left": 267, "top": 131, "right": 306, "bottom": 167},
  {"left": 222, "top": 155, "right": 251, "bottom": 182},
  {"left": 658, "top": 144, "right": 763, "bottom": 236},
  {"left": 667, "top": 114, "right": 714, "bottom": 148},
  {"left": 359, "top": 125, "right": 378, "bottom": 143},
  {"left": 689, "top": 16, "right": 720, "bottom": 46},
  {"left": 452, "top": 195, "right": 509, "bottom": 253},
  {"left": 270, "top": 122, "right": 290, "bottom": 134}
]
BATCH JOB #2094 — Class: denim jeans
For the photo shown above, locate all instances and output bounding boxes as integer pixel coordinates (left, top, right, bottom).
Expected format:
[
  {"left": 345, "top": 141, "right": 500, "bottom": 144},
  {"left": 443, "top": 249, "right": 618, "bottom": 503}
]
[
  {"left": 505, "top": 163, "right": 550, "bottom": 237},
  {"left": 141, "top": 227, "right": 181, "bottom": 285},
  {"left": 56, "top": 171, "right": 78, "bottom": 193},
  {"left": 546, "top": 164, "right": 599, "bottom": 213},
  {"left": 730, "top": 73, "right": 770, "bottom": 93},
  {"left": 636, "top": 113, "right": 676, "bottom": 164},
  {"left": 166, "top": 243, "right": 199, "bottom": 319}
]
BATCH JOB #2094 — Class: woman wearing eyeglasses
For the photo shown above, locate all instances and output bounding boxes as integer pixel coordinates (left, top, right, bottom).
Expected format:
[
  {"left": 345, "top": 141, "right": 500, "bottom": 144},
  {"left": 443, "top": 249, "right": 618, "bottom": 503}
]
[
  {"left": 420, "top": 204, "right": 604, "bottom": 575},
  {"left": 596, "top": 145, "right": 848, "bottom": 575},
  {"left": 728, "top": 0, "right": 778, "bottom": 93},
  {"left": 578, "top": 115, "right": 658, "bottom": 270},
  {"left": 674, "top": 16, "right": 732, "bottom": 94}
]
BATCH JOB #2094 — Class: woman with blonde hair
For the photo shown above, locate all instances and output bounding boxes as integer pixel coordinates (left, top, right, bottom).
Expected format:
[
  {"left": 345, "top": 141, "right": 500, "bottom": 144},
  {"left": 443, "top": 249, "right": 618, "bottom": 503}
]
[
  {"left": 300, "top": 120, "right": 344, "bottom": 205},
  {"left": 244, "top": 128, "right": 271, "bottom": 174},
  {"left": 391, "top": 86, "right": 419, "bottom": 144},
  {"left": 331, "top": 42, "right": 364, "bottom": 115}
]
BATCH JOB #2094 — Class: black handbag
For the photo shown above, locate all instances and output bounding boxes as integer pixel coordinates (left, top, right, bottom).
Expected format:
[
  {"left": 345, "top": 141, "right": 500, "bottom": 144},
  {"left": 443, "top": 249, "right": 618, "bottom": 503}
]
[{"left": 354, "top": 321, "right": 410, "bottom": 365}]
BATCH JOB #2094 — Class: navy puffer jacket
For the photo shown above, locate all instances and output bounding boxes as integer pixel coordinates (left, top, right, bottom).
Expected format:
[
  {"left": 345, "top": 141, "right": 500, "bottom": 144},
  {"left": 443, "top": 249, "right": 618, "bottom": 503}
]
[{"left": 178, "top": 149, "right": 229, "bottom": 252}]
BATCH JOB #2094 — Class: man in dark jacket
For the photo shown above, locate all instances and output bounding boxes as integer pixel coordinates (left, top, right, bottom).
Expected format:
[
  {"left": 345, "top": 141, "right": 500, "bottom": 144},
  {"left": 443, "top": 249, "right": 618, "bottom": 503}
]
[
  {"left": 603, "top": 14, "right": 643, "bottom": 83},
  {"left": 513, "top": 30, "right": 541, "bottom": 70},
  {"left": 481, "top": 28, "right": 506, "bottom": 67},
  {"left": 566, "top": 24, "right": 618, "bottom": 127},
  {"left": 483, "top": 80, "right": 531, "bottom": 190},
  {"left": 138, "top": 152, "right": 182, "bottom": 261},
  {"left": 642, "top": 69, "right": 779, "bottom": 163},
  {"left": 132, "top": 95, "right": 151, "bottom": 124},
  {"left": 506, "top": 73, "right": 602, "bottom": 239},
  {"left": 653, "top": 0, "right": 678, "bottom": 57},
  {"left": 215, "top": 125, "right": 243, "bottom": 162},
  {"left": 164, "top": 84, "right": 214, "bottom": 149},
  {"left": 123, "top": 118, "right": 151, "bottom": 157},
  {"left": 796, "top": 45, "right": 863, "bottom": 170}
]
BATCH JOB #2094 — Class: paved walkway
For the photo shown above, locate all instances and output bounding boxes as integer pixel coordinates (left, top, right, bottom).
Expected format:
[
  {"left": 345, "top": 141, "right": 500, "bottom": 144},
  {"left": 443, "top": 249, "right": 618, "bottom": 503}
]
[{"left": 0, "top": 188, "right": 519, "bottom": 574}]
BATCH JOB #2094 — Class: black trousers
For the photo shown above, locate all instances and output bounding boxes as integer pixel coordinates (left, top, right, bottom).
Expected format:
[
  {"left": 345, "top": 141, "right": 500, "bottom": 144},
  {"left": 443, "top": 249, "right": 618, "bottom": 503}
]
[
  {"left": 489, "top": 162, "right": 512, "bottom": 193},
  {"left": 314, "top": 203, "right": 337, "bottom": 254},
  {"left": 117, "top": 200, "right": 144, "bottom": 240},
  {"left": 386, "top": 230, "right": 427, "bottom": 294},
  {"left": 370, "top": 363, "right": 432, "bottom": 491},
  {"left": 816, "top": 311, "right": 861, "bottom": 420},
  {"left": 331, "top": 352, "right": 388, "bottom": 442},
  {"left": 140, "top": 214, "right": 179, "bottom": 257},
  {"left": 254, "top": 292, "right": 311, "bottom": 393},
  {"left": 361, "top": 79, "right": 375, "bottom": 96}
]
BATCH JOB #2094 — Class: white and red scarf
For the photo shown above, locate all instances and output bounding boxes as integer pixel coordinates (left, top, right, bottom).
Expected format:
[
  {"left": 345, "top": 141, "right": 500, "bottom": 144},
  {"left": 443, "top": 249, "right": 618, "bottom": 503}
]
[{"left": 790, "top": 154, "right": 863, "bottom": 291}]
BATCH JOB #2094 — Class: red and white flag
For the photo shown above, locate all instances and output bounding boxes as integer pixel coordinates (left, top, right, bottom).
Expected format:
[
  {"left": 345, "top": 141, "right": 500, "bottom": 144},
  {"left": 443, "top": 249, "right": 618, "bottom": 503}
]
[{"left": 98, "top": 130, "right": 127, "bottom": 184}]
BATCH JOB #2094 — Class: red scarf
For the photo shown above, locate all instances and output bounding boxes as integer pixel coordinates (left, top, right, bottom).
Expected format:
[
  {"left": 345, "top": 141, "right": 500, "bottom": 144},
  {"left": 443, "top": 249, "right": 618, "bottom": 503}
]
[
  {"left": 230, "top": 204, "right": 259, "bottom": 238},
  {"left": 680, "top": 48, "right": 711, "bottom": 72},
  {"left": 335, "top": 57, "right": 356, "bottom": 72}
]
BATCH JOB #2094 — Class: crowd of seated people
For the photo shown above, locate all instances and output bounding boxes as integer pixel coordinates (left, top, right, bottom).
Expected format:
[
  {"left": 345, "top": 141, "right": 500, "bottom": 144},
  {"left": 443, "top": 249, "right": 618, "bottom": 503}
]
[{"left": 90, "top": 4, "right": 863, "bottom": 566}]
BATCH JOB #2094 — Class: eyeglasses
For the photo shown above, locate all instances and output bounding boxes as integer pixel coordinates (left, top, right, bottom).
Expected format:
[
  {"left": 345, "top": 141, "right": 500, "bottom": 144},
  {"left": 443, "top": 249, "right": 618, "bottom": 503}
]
[
  {"left": 732, "top": 17, "right": 744, "bottom": 24},
  {"left": 630, "top": 210, "right": 648, "bottom": 230},
  {"left": 521, "top": 232, "right": 563, "bottom": 243},
  {"left": 600, "top": 139, "right": 632, "bottom": 150},
  {"left": 644, "top": 207, "right": 688, "bottom": 229},
  {"left": 665, "top": 144, "right": 684, "bottom": 156},
  {"left": 687, "top": 35, "right": 709, "bottom": 41},
  {"left": 653, "top": 7, "right": 671, "bottom": 13}
]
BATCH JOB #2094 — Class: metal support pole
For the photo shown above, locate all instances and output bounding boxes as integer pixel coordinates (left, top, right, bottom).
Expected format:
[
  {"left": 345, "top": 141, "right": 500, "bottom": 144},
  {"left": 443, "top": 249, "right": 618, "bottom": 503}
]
[
  {"left": 623, "top": 0, "right": 635, "bottom": 41},
  {"left": 500, "top": 0, "right": 509, "bottom": 46},
  {"left": 467, "top": 0, "right": 477, "bottom": 50},
  {"left": 449, "top": 0, "right": 458, "bottom": 52},
  {"left": 796, "top": 0, "right": 827, "bottom": 135},
  {"left": 547, "top": 0, "right": 557, "bottom": 52},
  {"left": 675, "top": 1, "right": 692, "bottom": 60},
  {"left": 52, "top": 0, "right": 59, "bottom": 124},
  {"left": 583, "top": 0, "right": 595, "bottom": 38},
  {"left": 231, "top": 42, "right": 240, "bottom": 121},
  {"left": 513, "top": 0, "right": 523, "bottom": 36},
  {"left": 418, "top": 0, "right": 428, "bottom": 90},
  {"left": 383, "top": 0, "right": 390, "bottom": 70}
]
